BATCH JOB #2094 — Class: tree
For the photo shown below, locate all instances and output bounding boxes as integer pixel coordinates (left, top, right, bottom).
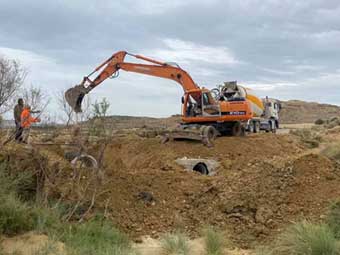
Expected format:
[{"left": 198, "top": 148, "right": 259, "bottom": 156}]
[
  {"left": 22, "top": 85, "right": 49, "bottom": 112},
  {"left": 56, "top": 90, "right": 74, "bottom": 126},
  {"left": 92, "top": 98, "right": 110, "bottom": 118},
  {"left": 0, "top": 57, "right": 26, "bottom": 113},
  {"left": 57, "top": 89, "right": 92, "bottom": 125}
]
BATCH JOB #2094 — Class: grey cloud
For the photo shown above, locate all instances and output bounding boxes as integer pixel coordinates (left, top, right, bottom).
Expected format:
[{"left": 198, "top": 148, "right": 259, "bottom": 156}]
[{"left": 0, "top": 0, "right": 339, "bottom": 118}]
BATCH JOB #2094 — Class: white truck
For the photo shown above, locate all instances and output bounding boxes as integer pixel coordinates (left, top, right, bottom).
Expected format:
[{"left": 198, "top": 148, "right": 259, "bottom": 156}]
[
  {"left": 247, "top": 96, "right": 281, "bottom": 133},
  {"left": 213, "top": 81, "right": 281, "bottom": 133}
]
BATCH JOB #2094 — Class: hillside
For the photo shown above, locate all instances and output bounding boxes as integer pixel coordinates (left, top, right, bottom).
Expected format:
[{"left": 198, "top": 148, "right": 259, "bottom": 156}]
[
  {"left": 1, "top": 100, "right": 339, "bottom": 130},
  {"left": 98, "top": 100, "right": 340, "bottom": 127},
  {"left": 280, "top": 100, "right": 340, "bottom": 124}
]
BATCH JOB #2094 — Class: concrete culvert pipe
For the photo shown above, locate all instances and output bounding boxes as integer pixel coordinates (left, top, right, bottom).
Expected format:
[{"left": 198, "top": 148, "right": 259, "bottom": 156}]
[{"left": 193, "top": 162, "right": 209, "bottom": 175}]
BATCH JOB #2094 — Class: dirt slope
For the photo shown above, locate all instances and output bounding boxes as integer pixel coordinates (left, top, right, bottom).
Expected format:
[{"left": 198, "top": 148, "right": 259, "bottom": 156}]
[
  {"left": 78, "top": 134, "right": 339, "bottom": 248},
  {"left": 280, "top": 100, "right": 340, "bottom": 124},
  {"left": 3, "top": 128, "right": 340, "bottom": 249}
]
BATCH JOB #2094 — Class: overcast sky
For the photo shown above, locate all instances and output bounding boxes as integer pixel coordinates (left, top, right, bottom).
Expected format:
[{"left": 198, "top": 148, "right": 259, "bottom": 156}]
[{"left": 0, "top": 0, "right": 339, "bottom": 117}]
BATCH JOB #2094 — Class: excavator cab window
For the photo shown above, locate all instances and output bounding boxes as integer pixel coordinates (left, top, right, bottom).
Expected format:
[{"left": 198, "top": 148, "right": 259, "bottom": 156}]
[
  {"left": 202, "top": 92, "right": 220, "bottom": 116},
  {"left": 185, "top": 94, "right": 202, "bottom": 117}
]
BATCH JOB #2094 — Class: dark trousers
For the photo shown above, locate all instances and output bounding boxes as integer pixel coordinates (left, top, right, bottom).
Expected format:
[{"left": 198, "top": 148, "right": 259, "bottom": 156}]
[{"left": 14, "top": 121, "right": 23, "bottom": 141}]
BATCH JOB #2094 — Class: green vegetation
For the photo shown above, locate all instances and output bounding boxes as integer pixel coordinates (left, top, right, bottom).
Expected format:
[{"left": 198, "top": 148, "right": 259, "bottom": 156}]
[
  {"left": 321, "top": 144, "right": 340, "bottom": 161},
  {"left": 327, "top": 201, "right": 340, "bottom": 239},
  {"left": 92, "top": 97, "right": 110, "bottom": 118},
  {"left": 201, "top": 226, "right": 225, "bottom": 255},
  {"left": 62, "top": 218, "right": 133, "bottom": 255},
  {"left": 271, "top": 221, "right": 339, "bottom": 255},
  {"left": 0, "top": 193, "right": 34, "bottom": 235},
  {"left": 0, "top": 154, "right": 136, "bottom": 255},
  {"left": 161, "top": 231, "right": 190, "bottom": 255},
  {"left": 315, "top": 119, "right": 325, "bottom": 125},
  {"left": 290, "top": 128, "right": 322, "bottom": 148},
  {"left": 0, "top": 161, "right": 37, "bottom": 235}
]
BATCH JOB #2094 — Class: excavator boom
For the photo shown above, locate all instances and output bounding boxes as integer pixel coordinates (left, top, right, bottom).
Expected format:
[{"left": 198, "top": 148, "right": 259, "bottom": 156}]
[
  {"left": 65, "top": 51, "right": 199, "bottom": 112},
  {"left": 65, "top": 50, "right": 254, "bottom": 144}
]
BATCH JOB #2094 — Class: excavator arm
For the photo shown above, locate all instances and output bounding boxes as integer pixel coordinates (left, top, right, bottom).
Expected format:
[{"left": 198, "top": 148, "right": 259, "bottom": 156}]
[{"left": 65, "top": 51, "right": 200, "bottom": 112}]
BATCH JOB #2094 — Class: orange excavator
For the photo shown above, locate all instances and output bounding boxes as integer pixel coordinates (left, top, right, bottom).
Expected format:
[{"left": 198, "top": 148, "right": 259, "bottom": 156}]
[{"left": 65, "top": 51, "right": 253, "bottom": 142}]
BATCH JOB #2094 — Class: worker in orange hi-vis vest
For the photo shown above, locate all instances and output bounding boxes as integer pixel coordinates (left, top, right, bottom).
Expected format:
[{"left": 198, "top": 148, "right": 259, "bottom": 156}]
[{"left": 20, "top": 105, "right": 41, "bottom": 144}]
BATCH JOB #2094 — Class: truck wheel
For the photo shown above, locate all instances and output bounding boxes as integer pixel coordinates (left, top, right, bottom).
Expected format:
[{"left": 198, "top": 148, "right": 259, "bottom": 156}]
[
  {"left": 254, "top": 121, "right": 260, "bottom": 133},
  {"left": 203, "top": 126, "right": 217, "bottom": 141},
  {"left": 248, "top": 122, "right": 254, "bottom": 133},
  {"left": 270, "top": 121, "right": 276, "bottom": 133},
  {"left": 272, "top": 126, "right": 277, "bottom": 133},
  {"left": 231, "top": 122, "right": 244, "bottom": 136}
]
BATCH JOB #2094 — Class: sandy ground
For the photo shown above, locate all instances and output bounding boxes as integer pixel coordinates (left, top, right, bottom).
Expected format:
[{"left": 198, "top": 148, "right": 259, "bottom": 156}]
[{"left": 1, "top": 233, "right": 252, "bottom": 255}]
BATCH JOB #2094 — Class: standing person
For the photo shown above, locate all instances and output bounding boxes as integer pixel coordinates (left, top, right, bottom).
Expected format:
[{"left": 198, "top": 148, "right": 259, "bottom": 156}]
[
  {"left": 20, "top": 105, "right": 40, "bottom": 144},
  {"left": 13, "top": 98, "right": 24, "bottom": 141}
]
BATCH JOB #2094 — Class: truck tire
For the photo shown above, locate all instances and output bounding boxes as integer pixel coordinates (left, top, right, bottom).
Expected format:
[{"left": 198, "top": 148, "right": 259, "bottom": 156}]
[
  {"left": 254, "top": 121, "right": 260, "bottom": 133},
  {"left": 270, "top": 120, "right": 276, "bottom": 133},
  {"left": 248, "top": 122, "right": 254, "bottom": 133},
  {"left": 231, "top": 122, "right": 244, "bottom": 136},
  {"left": 203, "top": 126, "right": 217, "bottom": 141}
]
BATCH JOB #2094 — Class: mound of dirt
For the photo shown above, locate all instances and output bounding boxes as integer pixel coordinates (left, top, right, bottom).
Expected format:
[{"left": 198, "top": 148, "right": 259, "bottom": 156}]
[
  {"left": 81, "top": 134, "right": 339, "bottom": 247},
  {"left": 4, "top": 131, "right": 340, "bottom": 248}
]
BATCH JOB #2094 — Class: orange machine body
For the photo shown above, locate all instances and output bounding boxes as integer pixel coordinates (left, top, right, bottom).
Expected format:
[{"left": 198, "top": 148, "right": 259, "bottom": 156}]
[{"left": 67, "top": 51, "right": 253, "bottom": 126}]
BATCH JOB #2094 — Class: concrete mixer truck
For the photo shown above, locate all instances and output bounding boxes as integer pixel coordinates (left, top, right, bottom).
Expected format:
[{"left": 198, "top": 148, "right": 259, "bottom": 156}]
[{"left": 212, "top": 81, "right": 281, "bottom": 133}]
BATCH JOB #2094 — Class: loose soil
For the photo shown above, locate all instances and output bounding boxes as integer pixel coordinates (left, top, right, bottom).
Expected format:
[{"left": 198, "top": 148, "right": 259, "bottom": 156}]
[{"left": 2, "top": 126, "right": 340, "bottom": 249}]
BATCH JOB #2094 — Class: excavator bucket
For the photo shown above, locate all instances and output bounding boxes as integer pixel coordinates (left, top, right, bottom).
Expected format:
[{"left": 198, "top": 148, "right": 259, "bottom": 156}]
[{"left": 65, "top": 85, "right": 90, "bottom": 113}]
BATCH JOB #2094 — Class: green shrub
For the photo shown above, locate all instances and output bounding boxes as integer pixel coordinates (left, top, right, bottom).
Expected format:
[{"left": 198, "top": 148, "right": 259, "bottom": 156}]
[
  {"left": 161, "top": 231, "right": 190, "bottom": 255},
  {"left": 315, "top": 119, "right": 325, "bottom": 125},
  {"left": 61, "top": 218, "right": 133, "bottom": 255},
  {"left": 321, "top": 144, "right": 340, "bottom": 161},
  {"left": 0, "top": 193, "right": 34, "bottom": 235},
  {"left": 0, "top": 160, "right": 37, "bottom": 201},
  {"left": 202, "top": 226, "right": 225, "bottom": 255},
  {"left": 290, "top": 128, "right": 322, "bottom": 148},
  {"left": 327, "top": 201, "right": 340, "bottom": 239},
  {"left": 30, "top": 206, "right": 62, "bottom": 234},
  {"left": 273, "top": 221, "right": 339, "bottom": 255}
]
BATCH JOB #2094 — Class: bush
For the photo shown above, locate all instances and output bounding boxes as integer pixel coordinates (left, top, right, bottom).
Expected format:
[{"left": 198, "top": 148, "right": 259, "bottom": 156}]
[
  {"left": 161, "top": 231, "right": 190, "bottom": 255},
  {"left": 321, "top": 144, "right": 340, "bottom": 161},
  {"left": 315, "top": 119, "right": 325, "bottom": 125},
  {"left": 30, "top": 206, "right": 62, "bottom": 234},
  {"left": 202, "top": 226, "right": 225, "bottom": 255},
  {"left": 0, "top": 156, "right": 38, "bottom": 201},
  {"left": 327, "top": 201, "right": 340, "bottom": 239},
  {"left": 273, "top": 221, "right": 339, "bottom": 255},
  {"left": 0, "top": 193, "right": 34, "bottom": 235},
  {"left": 290, "top": 129, "right": 322, "bottom": 148},
  {"left": 61, "top": 217, "right": 133, "bottom": 255}
]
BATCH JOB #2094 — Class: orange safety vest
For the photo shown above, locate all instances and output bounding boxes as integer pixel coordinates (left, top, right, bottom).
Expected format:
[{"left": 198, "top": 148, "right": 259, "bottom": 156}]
[{"left": 21, "top": 108, "right": 38, "bottom": 128}]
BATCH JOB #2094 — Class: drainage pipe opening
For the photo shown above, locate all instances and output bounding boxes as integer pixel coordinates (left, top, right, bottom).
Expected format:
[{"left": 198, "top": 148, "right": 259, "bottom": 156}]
[{"left": 193, "top": 162, "right": 209, "bottom": 175}]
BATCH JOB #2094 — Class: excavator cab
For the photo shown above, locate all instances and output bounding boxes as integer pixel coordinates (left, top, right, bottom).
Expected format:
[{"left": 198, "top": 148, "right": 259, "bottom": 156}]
[{"left": 183, "top": 91, "right": 220, "bottom": 118}]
